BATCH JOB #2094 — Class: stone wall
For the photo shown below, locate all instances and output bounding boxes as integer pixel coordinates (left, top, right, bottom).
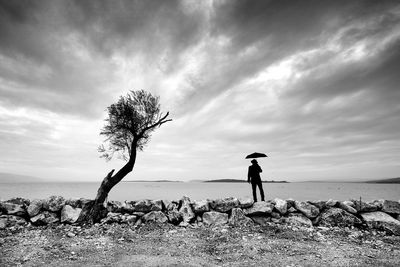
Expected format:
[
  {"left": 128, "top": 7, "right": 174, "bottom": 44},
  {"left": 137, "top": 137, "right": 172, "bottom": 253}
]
[{"left": 1, "top": 196, "right": 400, "bottom": 235}]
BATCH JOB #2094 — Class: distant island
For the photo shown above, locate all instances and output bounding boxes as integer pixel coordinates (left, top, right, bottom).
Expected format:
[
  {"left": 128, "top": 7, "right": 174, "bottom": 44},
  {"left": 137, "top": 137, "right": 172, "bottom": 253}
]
[
  {"left": 365, "top": 177, "right": 400, "bottom": 184},
  {"left": 204, "top": 179, "right": 289, "bottom": 183},
  {"left": 123, "top": 180, "right": 182, "bottom": 183}
]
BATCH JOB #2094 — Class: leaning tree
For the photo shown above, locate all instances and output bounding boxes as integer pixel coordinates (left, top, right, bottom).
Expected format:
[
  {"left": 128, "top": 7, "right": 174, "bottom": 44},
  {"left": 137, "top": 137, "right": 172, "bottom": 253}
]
[{"left": 78, "top": 90, "right": 172, "bottom": 223}]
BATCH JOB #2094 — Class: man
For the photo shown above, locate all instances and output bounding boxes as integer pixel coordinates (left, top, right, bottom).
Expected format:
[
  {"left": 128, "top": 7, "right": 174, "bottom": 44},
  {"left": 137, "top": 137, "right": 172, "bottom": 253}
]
[{"left": 247, "top": 159, "right": 265, "bottom": 202}]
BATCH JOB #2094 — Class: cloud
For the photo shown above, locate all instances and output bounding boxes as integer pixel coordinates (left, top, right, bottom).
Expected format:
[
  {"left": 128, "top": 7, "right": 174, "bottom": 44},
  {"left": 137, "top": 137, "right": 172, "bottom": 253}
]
[{"left": 0, "top": 0, "right": 399, "bottom": 181}]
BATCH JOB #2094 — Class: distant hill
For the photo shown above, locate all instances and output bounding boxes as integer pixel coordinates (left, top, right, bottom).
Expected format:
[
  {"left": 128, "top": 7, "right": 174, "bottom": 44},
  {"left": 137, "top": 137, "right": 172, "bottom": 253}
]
[
  {"left": 365, "top": 177, "right": 400, "bottom": 184},
  {"left": 204, "top": 179, "right": 288, "bottom": 183},
  {"left": 0, "top": 172, "right": 44, "bottom": 183}
]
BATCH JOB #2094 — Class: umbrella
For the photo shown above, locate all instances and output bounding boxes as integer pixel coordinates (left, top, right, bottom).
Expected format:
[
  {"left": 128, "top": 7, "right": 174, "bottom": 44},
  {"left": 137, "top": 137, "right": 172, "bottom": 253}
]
[{"left": 245, "top": 152, "right": 268, "bottom": 159}]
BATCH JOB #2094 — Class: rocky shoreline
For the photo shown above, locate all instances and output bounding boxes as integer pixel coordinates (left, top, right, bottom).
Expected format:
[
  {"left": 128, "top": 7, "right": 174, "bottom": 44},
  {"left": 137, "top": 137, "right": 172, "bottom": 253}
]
[{"left": 1, "top": 196, "right": 400, "bottom": 236}]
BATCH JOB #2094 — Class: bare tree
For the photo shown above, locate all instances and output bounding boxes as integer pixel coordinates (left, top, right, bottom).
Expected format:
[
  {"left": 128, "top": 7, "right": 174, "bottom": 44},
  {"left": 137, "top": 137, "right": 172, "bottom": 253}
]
[{"left": 78, "top": 90, "right": 172, "bottom": 223}]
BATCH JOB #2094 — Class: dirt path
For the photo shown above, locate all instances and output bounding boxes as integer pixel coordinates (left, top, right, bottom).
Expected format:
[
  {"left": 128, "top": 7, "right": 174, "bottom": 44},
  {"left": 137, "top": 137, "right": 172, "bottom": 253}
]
[{"left": 1, "top": 223, "right": 400, "bottom": 266}]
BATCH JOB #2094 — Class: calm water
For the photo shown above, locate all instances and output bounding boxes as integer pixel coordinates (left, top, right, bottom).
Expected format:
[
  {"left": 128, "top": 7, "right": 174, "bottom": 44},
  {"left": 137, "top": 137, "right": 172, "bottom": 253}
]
[{"left": 0, "top": 182, "right": 399, "bottom": 202}]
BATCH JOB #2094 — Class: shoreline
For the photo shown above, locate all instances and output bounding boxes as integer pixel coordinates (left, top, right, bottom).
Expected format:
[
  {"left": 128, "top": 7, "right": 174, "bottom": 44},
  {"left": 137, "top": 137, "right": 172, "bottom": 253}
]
[
  {"left": 1, "top": 196, "right": 400, "bottom": 266},
  {"left": 1, "top": 196, "right": 399, "bottom": 235}
]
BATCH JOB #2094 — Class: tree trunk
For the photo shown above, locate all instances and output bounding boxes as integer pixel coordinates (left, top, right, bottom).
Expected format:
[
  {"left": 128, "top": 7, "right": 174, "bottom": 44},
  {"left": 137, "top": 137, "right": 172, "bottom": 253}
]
[{"left": 77, "top": 145, "right": 137, "bottom": 224}]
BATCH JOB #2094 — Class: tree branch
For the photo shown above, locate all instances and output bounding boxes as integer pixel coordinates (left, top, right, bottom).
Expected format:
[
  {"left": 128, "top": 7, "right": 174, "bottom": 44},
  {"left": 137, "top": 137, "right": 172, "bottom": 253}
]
[{"left": 138, "top": 112, "right": 172, "bottom": 137}]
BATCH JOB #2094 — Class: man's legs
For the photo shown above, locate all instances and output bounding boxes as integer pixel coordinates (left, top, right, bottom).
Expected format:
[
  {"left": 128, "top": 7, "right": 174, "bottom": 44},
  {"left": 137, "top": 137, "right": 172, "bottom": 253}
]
[
  {"left": 251, "top": 182, "right": 258, "bottom": 202},
  {"left": 257, "top": 181, "right": 265, "bottom": 201}
]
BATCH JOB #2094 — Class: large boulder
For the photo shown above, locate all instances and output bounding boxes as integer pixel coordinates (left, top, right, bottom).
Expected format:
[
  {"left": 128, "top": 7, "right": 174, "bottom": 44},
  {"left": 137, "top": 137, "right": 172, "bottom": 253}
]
[
  {"left": 0, "top": 215, "right": 27, "bottom": 229},
  {"left": 294, "top": 201, "right": 319, "bottom": 219},
  {"left": 60, "top": 205, "right": 82, "bottom": 224},
  {"left": 30, "top": 211, "right": 59, "bottom": 225},
  {"left": 319, "top": 208, "right": 362, "bottom": 227},
  {"left": 27, "top": 199, "right": 44, "bottom": 217},
  {"left": 228, "top": 208, "right": 253, "bottom": 226},
  {"left": 142, "top": 211, "right": 168, "bottom": 223},
  {"left": 178, "top": 196, "right": 195, "bottom": 223},
  {"left": 133, "top": 199, "right": 163, "bottom": 212},
  {"left": 0, "top": 202, "right": 26, "bottom": 216},
  {"left": 43, "top": 196, "right": 65, "bottom": 212},
  {"left": 239, "top": 198, "right": 254, "bottom": 209},
  {"left": 202, "top": 211, "right": 228, "bottom": 226},
  {"left": 192, "top": 200, "right": 210, "bottom": 214},
  {"left": 381, "top": 200, "right": 400, "bottom": 215},
  {"left": 273, "top": 198, "right": 287, "bottom": 215},
  {"left": 244, "top": 201, "right": 274, "bottom": 216},
  {"left": 209, "top": 197, "right": 240, "bottom": 213},
  {"left": 338, "top": 201, "right": 357, "bottom": 214},
  {"left": 286, "top": 213, "right": 313, "bottom": 228},
  {"left": 361, "top": 211, "right": 400, "bottom": 235}
]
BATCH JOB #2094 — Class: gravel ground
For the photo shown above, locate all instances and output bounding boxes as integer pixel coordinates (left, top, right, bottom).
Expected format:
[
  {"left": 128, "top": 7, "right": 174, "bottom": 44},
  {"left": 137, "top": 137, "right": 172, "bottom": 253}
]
[{"left": 1, "top": 223, "right": 400, "bottom": 266}]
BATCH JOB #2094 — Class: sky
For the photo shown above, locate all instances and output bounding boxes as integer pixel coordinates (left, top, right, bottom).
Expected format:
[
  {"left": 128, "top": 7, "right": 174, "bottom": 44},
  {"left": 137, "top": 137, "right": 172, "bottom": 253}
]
[{"left": 0, "top": 0, "right": 400, "bottom": 182}]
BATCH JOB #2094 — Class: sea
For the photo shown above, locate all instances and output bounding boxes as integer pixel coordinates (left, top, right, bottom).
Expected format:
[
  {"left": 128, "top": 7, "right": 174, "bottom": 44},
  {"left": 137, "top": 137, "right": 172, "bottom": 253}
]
[{"left": 0, "top": 182, "right": 399, "bottom": 202}]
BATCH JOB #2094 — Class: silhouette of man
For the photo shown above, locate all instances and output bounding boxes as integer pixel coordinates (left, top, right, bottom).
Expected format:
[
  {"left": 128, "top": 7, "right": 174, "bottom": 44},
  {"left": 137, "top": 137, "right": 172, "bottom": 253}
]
[{"left": 247, "top": 159, "right": 265, "bottom": 202}]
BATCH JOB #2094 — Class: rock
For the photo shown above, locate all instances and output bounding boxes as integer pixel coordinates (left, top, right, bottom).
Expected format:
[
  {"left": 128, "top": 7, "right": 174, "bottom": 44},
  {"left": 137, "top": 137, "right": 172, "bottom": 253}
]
[
  {"left": 325, "top": 199, "right": 338, "bottom": 208},
  {"left": 294, "top": 201, "right": 319, "bottom": 219},
  {"left": 307, "top": 200, "right": 326, "bottom": 210},
  {"left": 353, "top": 200, "right": 378, "bottom": 212},
  {"left": 101, "top": 212, "right": 123, "bottom": 224},
  {"left": 133, "top": 199, "right": 163, "bottom": 212},
  {"left": 66, "top": 232, "right": 75, "bottom": 238},
  {"left": 0, "top": 215, "right": 27, "bottom": 229},
  {"left": 251, "top": 216, "right": 271, "bottom": 226},
  {"left": 167, "top": 209, "right": 182, "bottom": 225},
  {"left": 65, "top": 198, "right": 80, "bottom": 208},
  {"left": 142, "top": 211, "right": 168, "bottom": 223},
  {"left": 179, "top": 196, "right": 195, "bottom": 223},
  {"left": 43, "top": 196, "right": 65, "bottom": 212},
  {"left": 273, "top": 198, "right": 287, "bottom": 214},
  {"left": 228, "top": 208, "right": 253, "bottom": 226},
  {"left": 319, "top": 208, "right": 362, "bottom": 227},
  {"left": 60, "top": 205, "right": 82, "bottom": 224},
  {"left": 0, "top": 202, "right": 26, "bottom": 216},
  {"left": 120, "top": 201, "right": 137, "bottom": 213},
  {"left": 123, "top": 215, "right": 138, "bottom": 224},
  {"left": 381, "top": 200, "right": 400, "bottom": 215},
  {"left": 361, "top": 211, "right": 400, "bottom": 235},
  {"left": 286, "top": 199, "right": 295, "bottom": 209},
  {"left": 271, "top": 212, "right": 281, "bottom": 219},
  {"left": 30, "top": 211, "right": 59, "bottom": 225},
  {"left": 202, "top": 211, "right": 228, "bottom": 226},
  {"left": 239, "top": 198, "right": 254, "bottom": 209},
  {"left": 6, "top": 197, "right": 30, "bottom": 206},
  {"left": 338, "top": 201, "right": 357, "bottom": 214},
  {"left": 286, "top": 213, "right": 313, "bottom": 228},
  {"left": 192, "top": 200, "right": 210, "bottom": 214},
  {"left": 342, "top": 200, "right": 355, "bottom": 208},
  {"left": 106, "top": 201, "right": 123, "bottom": 213},
  {"left": 27, "top": 199, "right": 44, "bottom": 217},
  {"left": 244, "top": 201, "right": 274, "bottom": 216},
  {"left": 287, "top": 207, "right": 297, "bottom": 213},
  {"left": 0, "top": 216, "right": 6, "bottom": 229},
  {"left": 209, "top": 197, "right": 240, "bottom": 213}
]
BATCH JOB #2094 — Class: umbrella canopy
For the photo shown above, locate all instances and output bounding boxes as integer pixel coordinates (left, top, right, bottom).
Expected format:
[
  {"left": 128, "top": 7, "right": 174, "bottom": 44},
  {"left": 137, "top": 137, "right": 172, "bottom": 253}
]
[{"left": 245, "top": 152, "right": 268, "bottom": 159}]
